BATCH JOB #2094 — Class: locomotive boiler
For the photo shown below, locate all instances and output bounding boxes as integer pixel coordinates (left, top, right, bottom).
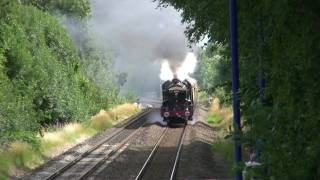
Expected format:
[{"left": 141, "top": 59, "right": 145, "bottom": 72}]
[{"left": 160, "top": 78, "right": 197, "bottom": 124}]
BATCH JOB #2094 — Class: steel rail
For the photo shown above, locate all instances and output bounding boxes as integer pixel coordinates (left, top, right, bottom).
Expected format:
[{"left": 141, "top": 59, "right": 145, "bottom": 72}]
[
  {"left": 135, "top": 125, "right": 187, "bottom": 180},
  {"left": 134, "top": 127, "right": 169, "bottom": 180},
  {"left": 45, "top": 108, "right": 151, "bottom": 180},
  {"left": 78, "top": 120, "right": 149, "bottom": 180},
  {"left": 169, "top": 126, "right": 187, "bottom": 180}
]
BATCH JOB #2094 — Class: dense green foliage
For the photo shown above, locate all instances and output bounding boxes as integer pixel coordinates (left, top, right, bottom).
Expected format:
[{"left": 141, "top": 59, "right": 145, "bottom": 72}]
[
  {"left": 157, "top": 0, "right": 320, "bottom": 178},
  {"left": 20, "top": 0, "right": 91, "bottom": 18},
  {"left": 195, "top": 42, "right": 231, "bottom": 104},
  {"left": 69, "top": 23, "right": 120, "bottom": 103},
  {"left": 0, "top": 1, "right": 119, "bottom": 147}
]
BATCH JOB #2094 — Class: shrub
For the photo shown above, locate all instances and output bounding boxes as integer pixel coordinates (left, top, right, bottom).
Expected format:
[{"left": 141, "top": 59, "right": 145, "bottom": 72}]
[{"left": 90, "top": 110, "right": 113, "bottom": 131}]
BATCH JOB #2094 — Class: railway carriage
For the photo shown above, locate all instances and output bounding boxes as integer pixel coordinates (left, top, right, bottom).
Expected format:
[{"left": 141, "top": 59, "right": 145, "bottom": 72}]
[{"left": 160, "top": 78, "right": 197, "bottom": 124}]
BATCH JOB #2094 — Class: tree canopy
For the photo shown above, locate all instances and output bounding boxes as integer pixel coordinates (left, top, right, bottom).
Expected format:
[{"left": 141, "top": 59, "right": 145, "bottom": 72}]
[
  {"left": 157, "top": 0, "right": 320, "bottom": 178},
  {"left": 20, "top": 0, "right": 91, "bottom": 18},
  {"left": 0, "top": 0, "right": 120, "bottom": 147}
]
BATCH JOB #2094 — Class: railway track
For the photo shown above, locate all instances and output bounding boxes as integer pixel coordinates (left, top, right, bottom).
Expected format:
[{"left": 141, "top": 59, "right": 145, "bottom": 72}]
[
  {"left": 135, "top": 125, "right": 187, "bottom": 180},
  {"left": 199, "top": 105, "right": 209, "bottom": 111},
  {"left": 42, "top": 108, "right": 151, "bottom": 180}
]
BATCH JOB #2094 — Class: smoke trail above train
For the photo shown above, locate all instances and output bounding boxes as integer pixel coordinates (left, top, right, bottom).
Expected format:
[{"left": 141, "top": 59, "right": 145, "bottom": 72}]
[{"left": 88, "top": 0, "right": 197, "bottom": 96}]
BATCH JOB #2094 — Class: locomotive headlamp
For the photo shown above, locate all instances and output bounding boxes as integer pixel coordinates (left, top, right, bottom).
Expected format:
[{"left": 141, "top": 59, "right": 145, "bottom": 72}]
[{"left": 164, "top": 112, "right": 170, "bottom": 117}]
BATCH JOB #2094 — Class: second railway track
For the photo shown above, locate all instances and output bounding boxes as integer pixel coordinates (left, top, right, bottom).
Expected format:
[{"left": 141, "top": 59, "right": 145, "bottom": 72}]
[
  {"left": 24, "top": 108, "right": 227, "bottom": 180},
  {"left": 40, "top": 108, "right": 152, "bottom": 180}
]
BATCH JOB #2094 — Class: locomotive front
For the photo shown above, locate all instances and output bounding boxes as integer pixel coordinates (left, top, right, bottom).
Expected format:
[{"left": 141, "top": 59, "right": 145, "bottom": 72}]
[{"left": 160, "top": 78, "right": 195, "bottom": 123}]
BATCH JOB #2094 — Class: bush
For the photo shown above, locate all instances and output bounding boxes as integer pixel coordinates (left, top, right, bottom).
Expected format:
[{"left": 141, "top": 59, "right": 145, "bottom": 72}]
[
  {"left": 156, "top": 0, "right": 320, "bottom": 178},
  {"left": 0, "top": 1, "right": 116, "bottom": 147},
  {"left": 90, "top": 104, "right": 140, "bottom": 131},
  {"left": 90, "top": 110, "right": 113, "bottom": 131}
]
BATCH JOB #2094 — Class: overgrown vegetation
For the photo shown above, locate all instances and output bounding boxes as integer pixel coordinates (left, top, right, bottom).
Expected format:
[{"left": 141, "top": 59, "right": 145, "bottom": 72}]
[
  {"left": 0, "top": 104, "right": 140, "bottom": 179},
  {"left": 207, "top": 98, "right": 233, "bottom": 175},
  {"left": 157, "top": 0, "right": 320, "bottom": 178},
  {"left": 195, "top": 42, "right": 232, "bottom": 105},
  {"left": 0, "top": 0, "right": 135, "bottom": 164}
]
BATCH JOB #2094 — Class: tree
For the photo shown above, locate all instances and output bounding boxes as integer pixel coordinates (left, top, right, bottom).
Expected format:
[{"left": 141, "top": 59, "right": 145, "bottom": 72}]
[
  {"left": 20, "top": 0, "right": 91, "bottom": 18},
  {"left": 195, "top": 42, "right": 231, "bottom": 104},
  {"left": 0, "top": 1, "right": 114, "bottom": 146},
  {"left": 156, "top": 0, "right": 320, "bottom": 178}
]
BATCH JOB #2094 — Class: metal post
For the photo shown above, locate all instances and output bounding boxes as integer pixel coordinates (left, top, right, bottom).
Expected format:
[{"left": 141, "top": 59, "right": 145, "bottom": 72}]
[{"left": 229, "top": 0, "right": 242, "bottom": 179}]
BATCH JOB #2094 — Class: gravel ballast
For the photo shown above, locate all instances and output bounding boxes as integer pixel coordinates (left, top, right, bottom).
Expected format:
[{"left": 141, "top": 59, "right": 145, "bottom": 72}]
[
  {"left": 23, "top": 108, "right": 232, "bottom": 180},
  {"left": 22, "top": 109, "right": 150, "bottom": 180},
  {"left": 176, "top": 122, "right": 232, "bottom": 180},
  {"left": 88, "top": 123, "right": 166, "bottom": 180}
]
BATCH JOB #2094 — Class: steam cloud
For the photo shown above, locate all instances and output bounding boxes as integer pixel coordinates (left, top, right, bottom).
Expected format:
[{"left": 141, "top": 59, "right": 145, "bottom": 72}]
[{"left": 88, "top": 0, "right": 194, "bottom": 96}]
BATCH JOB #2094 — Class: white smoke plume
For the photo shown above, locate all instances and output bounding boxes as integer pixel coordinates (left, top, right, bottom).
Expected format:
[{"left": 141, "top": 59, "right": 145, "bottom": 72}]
[
  {"left": 160, "top": 52, "right": 198, "bottom": 81},
  {"left": 75, "top": 0, "right": 196, "bottom": 96}
]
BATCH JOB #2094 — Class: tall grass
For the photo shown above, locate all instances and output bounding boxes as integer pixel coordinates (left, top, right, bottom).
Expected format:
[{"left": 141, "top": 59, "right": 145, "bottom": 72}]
[
  {"left": 0, "top": 141, "right": 42, "bottom": 179},
  {"left": 90, "top": 110, "right": 113, "bottom": 131},
  {"left": 90, "top": 103, "right": 140, "bottom": 130},
  {"left": 0, "top": 103, "right": 140, "bottom": 179},
  {"left": 207, "top": 98, "right": 234, "bottom": 175},
  {"left": 40, "top": 123, "right": 95, "bottom": 157},
  {"left": 207, "top": 98, "right": 233, "bottom": 128}
]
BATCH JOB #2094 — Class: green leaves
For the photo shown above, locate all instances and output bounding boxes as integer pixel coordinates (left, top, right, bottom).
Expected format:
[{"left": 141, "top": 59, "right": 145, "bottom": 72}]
[
  {"left": 20, "top": 0, "right": 91, "bottom": 19},
  {"left": 0, "top": 2, "right": 117, "bottom": 148},
  {"left": 196, "top": 42, "right": 231, "bottom": 105},
  {"left": 158, "top": 0, "right": 320, "bottom": 178}
]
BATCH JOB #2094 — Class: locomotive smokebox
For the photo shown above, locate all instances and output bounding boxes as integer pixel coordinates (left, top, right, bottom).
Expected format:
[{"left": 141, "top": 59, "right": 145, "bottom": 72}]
[{"left": 160, "top": 78, "right": 197, "bottom": 124}]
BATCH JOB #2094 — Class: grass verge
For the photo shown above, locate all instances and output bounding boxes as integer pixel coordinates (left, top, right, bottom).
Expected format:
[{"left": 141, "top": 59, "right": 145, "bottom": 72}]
[
  {"left": 207, "top": 98, "right": 234, "bottom": 175},
  {"left": 0, "top": 103, "right": 140, "bottom": 179}
]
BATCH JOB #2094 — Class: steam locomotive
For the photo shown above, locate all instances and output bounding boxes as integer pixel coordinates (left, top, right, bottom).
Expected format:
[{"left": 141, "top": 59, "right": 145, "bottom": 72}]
[{"left": 160, "top": 78, "right": 197, "bottom": 124}]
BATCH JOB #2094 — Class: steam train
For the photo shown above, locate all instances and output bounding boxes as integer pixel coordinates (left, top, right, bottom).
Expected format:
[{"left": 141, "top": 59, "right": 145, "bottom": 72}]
[{"left": 160, "top": 78, "right": 197, "bottom": 124}]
